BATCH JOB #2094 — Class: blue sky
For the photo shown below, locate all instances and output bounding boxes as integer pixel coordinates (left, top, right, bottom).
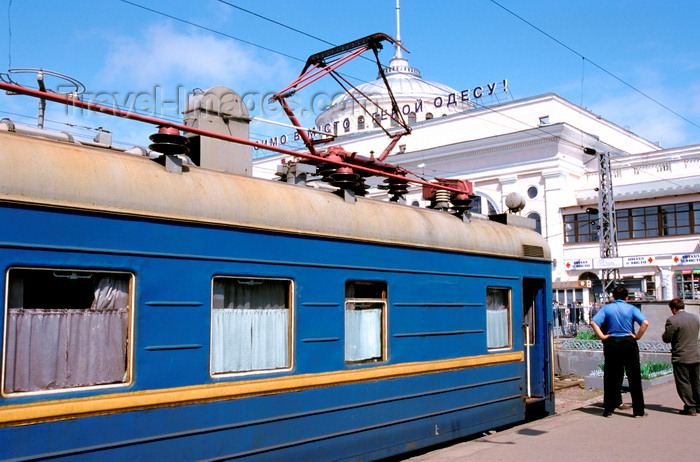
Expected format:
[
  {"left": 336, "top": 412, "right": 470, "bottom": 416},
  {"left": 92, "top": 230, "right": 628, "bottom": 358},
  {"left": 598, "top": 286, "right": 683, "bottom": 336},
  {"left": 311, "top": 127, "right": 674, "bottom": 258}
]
[{"left": 2, "top": 0, "right": 700, "bottom": 151}]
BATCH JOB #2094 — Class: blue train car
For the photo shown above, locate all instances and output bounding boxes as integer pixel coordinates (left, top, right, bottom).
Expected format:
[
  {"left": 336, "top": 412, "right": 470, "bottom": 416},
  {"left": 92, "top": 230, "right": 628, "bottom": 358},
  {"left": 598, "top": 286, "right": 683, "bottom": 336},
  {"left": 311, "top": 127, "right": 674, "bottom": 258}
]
[{"left": 0, "top": 123, "right": 553, "bottom": 460}]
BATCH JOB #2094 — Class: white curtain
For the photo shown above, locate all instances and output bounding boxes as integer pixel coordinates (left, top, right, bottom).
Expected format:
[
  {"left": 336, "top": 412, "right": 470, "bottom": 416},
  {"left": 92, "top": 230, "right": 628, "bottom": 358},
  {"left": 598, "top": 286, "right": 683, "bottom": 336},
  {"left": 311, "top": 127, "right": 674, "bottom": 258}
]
[
  {"left": 4, "top": 275, "right": 129, "bottom": 393},
  {"left": 211, "top": 280, "right": 289, "bottom": 373},
  {"left": 345, "top": 304, "right": 382, "bottom": 362},
  {"left": 486, "top": 309, "right": 509, "bottom": 348}
]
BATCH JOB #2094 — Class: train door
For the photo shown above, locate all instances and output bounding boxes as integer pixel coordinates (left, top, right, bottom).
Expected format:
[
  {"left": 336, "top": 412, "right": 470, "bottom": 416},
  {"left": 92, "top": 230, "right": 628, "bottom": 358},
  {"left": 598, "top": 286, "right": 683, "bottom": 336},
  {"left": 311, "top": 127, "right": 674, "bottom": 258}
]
[{"left": 522, "top": 278, "right": 551, "bottom": 407}]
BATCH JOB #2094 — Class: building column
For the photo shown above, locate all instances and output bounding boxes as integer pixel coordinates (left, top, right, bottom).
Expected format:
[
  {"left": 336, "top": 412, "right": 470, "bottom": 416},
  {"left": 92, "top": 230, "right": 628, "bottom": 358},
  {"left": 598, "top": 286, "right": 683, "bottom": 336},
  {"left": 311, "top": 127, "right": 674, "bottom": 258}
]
[
  {"left": 542, "top": 171, "right": 568, "bottom": 281},
  {"left": 658, "top": 266, "right": 674, "bottom": 300}
]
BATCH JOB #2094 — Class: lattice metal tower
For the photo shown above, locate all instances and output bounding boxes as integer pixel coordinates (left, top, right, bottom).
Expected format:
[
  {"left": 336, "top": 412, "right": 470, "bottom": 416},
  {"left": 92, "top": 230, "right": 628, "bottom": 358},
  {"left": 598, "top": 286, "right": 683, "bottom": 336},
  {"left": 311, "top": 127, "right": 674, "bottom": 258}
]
[{"left": 586, "top": 148, "right": 620, "bottom": 294}]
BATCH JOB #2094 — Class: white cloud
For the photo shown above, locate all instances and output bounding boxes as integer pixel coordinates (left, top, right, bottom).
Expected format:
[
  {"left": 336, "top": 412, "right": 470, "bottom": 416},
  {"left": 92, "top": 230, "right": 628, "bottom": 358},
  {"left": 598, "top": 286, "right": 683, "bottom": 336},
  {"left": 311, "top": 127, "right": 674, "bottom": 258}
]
[
  {"left": 585, "top": 81, "right": 700, "bottom": 149},
  {"left": 590, "top": 96, "right": 677, "bottom": 148},
  {"left": 99, "top": 23, "right": 290, "bottom": 92}
]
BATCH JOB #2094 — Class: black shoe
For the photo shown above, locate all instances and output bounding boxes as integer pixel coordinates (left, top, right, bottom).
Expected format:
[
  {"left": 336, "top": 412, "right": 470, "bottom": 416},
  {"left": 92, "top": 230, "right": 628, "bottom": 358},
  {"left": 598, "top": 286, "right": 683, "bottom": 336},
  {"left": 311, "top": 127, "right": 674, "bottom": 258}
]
[
  {"left": 679, "top": 409, "right": 697, "bottom": 416},
  {"left": 633, "top": 412, "right": 648, "bottom": 418},
  {"left": 602, "top": 411, "right": 613, "bottom": 418}
]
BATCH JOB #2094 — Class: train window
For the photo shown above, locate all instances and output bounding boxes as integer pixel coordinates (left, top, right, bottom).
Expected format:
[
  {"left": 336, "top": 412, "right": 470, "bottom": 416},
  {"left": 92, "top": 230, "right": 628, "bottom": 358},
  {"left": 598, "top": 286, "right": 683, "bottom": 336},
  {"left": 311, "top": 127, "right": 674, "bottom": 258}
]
[
  {"left": 486, "top": 287, "right": 511, "bottom": 349},
  {"left": 211, "top": 277, "right": 292, "bottom": 374},
  {"left": 3, "top": 268, "right": 131, "bottom": 394},
  {"left": 344, "top": 281, "right": 387, "bottom": 364}
]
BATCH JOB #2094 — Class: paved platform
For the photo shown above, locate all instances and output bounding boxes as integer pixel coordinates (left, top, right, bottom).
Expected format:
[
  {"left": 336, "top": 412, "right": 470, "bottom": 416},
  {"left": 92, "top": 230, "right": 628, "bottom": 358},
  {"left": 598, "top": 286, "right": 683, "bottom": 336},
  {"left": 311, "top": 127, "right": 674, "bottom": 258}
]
[{"left": 406, "top": 380, "right": 699, "bottom": 462}]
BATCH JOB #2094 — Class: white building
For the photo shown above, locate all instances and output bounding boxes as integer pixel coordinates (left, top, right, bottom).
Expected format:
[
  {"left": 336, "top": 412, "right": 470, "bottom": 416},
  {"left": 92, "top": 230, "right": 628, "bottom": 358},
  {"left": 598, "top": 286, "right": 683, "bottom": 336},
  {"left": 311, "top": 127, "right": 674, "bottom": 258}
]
[{"left": 254, "top": 43, "right": 700, "bottom": 304}]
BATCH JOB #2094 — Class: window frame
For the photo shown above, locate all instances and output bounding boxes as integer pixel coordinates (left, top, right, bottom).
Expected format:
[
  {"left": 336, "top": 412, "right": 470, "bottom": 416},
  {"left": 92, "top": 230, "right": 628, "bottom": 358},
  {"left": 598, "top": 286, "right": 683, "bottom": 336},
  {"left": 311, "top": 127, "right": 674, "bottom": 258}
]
[
  {"left": 210, "top": 276, "right": 294, "bottom": 377},
  {"left": 344, "top": 281, "right": 387, "bottom": 365},
  {"left": 563, "top": 212, "right": 599, "bottom": 243},
  {"left": 527, "top": 211, "right": 542, "bottom": 234},
  {"left": 470, "top": 194, "right": 499, "bottom": 216},
  {"left": 486, "top": 286, "right": 512, "bottom": 351},
  {"left": 565, "top": 201, "right": 700, "bottom": 243},
  {"left": 2, "top": 266, "right": 134, "bottom": 397}
]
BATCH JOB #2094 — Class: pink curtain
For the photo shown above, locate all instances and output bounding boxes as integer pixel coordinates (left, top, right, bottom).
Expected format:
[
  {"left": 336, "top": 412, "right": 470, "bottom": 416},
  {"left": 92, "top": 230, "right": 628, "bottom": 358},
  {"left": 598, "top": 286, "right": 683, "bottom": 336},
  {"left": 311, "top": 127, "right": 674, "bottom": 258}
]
[{"left": 4, "top": 276, "right": 129, "bottom": 393}]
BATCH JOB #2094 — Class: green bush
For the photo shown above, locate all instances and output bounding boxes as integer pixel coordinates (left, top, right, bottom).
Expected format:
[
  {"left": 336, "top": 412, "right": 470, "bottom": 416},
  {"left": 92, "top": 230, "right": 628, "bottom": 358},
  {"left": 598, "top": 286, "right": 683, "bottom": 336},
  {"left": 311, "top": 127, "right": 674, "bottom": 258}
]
[
  {"left": 597, "top": 361, "right": 672, "bottom": 380},
  {"left": 574, "top": 330, "right": 598, "bottom": 340},
  {"left": 640, "top": 361, "right": 672, "bottom": 379}
]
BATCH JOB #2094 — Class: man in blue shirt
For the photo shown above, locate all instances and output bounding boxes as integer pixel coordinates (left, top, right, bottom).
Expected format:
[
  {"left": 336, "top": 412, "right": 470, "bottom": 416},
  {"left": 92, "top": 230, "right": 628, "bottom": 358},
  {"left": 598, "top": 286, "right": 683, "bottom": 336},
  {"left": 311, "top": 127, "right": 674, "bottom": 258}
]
[{"left": 591, "top": 285, "right": 649, "bottom": 417}]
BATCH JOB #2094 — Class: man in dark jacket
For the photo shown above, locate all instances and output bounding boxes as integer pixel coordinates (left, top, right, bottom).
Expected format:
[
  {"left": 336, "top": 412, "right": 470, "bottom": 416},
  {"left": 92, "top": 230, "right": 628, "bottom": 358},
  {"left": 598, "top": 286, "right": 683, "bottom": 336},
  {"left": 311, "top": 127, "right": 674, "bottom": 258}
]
[{"left": 662, "top": 298, "right": 700, "bottom": 416}]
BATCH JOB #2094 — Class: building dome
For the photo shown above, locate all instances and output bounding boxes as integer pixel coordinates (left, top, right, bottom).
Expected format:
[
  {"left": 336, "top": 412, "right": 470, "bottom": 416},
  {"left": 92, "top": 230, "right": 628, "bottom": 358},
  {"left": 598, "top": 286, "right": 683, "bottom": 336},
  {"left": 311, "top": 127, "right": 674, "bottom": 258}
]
[{"left": 315, "top": 49, "right": 471, "bottom": 136}]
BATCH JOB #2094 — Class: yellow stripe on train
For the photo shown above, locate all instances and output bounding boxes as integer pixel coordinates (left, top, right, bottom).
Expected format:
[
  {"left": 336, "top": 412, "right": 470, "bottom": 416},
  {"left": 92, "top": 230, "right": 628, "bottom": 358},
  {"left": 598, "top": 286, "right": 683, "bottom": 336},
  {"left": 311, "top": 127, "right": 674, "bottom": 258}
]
[{"left": 1, "top": 352, "right": 523, "bottom": 427}]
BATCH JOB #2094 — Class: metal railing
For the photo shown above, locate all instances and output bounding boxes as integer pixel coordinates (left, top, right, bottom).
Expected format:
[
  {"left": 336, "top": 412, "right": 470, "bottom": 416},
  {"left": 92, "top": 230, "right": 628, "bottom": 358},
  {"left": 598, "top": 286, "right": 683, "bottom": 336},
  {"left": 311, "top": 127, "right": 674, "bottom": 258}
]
[
  {"left": 553, "top": 305, "right": 592, "bottom": 338},
  {"left": 558, "top": 338, "right": 673, "bottom": 353}
]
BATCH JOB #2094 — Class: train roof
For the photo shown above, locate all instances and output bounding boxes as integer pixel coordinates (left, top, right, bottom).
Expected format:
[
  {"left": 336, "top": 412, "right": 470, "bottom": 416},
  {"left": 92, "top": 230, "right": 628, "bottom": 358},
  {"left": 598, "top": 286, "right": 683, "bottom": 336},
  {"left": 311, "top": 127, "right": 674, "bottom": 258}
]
[{"left": 0, "top": 130, "right": 550, "bottom": 260}]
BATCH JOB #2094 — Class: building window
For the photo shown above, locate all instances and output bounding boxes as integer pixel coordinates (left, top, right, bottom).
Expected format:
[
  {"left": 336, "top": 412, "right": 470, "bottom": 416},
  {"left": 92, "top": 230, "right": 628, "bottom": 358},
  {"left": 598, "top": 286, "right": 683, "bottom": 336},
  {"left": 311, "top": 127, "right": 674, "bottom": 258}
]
[
  {"left": 211, "top": 277, "right": 292, "bottom": 374},
  {"left": 470, "top": 195, "right": 499, "bottom": 215},
  {"left": 4, "top": 268, "right": 131, "bottom": 394},
  {"left": 617, "top": 207, "right": 660, "bottom": 239},
  {"left": 372, "top": 115, "right": 381, "bottom": 128},
  {"left": 425, "top": 112, "right": 434, "bottom": 120},
  {"left": 618, "top": 203, "right": 693, "bottom": 239},
  {"left": 661, "top": 203, "right": 691, "bottom": 235},
  {"left": 617, "top": 201, "right": 699, "bottom": 240},
  {"left": 345, "top": 281, "right": 386, "bottom": 364},
  {"left": 564, "top": 212, "right": 599, "bottom": 243},
  {"left": 527, "top": 186, "right": 538, "bottom": 199},
  {"left": 471, "top": 195, "right": 482, "bottom": 214},
  {"left": 528, "top": 212, "right": 542, "bottom": 234},
  {"left": 357, "top": 116, "right": 365, "bottom": 130},
  {"left": 564, "top": 201, "right": 700, "bottom": 243},
  {"left": 486, "top": 287, "right": 511, "bottom": 349},
  {"left": 676, "top": 271, "right": 700, "bottom": 300},
  {"left": 408, "top": 112, "right": 416, "bottom": 124}
]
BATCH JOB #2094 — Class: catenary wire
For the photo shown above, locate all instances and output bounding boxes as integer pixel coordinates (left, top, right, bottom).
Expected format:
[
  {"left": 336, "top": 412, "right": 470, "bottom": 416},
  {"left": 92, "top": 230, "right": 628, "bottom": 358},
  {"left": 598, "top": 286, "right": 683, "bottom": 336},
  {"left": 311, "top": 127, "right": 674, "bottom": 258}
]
[
  {"left": 488, "top": 0, "right": 700, "bottom": 133},
  {"left": 8, "top": 0, "right": 698, "bottom": 194}
]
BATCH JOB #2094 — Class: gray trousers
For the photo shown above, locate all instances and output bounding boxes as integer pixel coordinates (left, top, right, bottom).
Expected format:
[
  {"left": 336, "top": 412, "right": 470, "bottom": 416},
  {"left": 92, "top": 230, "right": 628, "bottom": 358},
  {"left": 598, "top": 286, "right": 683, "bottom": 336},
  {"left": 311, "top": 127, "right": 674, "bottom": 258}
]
[{"left": 672, "top": 362, "right": 700, "bottom": 411}]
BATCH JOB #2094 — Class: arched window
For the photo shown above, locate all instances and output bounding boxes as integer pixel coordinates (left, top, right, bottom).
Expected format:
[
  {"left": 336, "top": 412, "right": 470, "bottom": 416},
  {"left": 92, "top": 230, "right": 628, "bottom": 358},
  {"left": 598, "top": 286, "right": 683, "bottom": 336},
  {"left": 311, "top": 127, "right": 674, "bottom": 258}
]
[
  {"left": 425, "top": 112, "right": 434, "bottom": 120},
  {"left": 408, "top": 112, "right": 416, "bottom": 124},
  {"left": 470, "top": 195, "right": 499, "bottom": 215},
  {"left": 471, "top": 195, "right": 483, "bottom": 214},
  {"left": 527, "top": 212, "right": 542, "bottom": 234},
  {"left": 487, "top": 199, "right": 498, "bottom": 215},
  {"left": 357, "top": 116, "right": 365, "bottom": 130}
]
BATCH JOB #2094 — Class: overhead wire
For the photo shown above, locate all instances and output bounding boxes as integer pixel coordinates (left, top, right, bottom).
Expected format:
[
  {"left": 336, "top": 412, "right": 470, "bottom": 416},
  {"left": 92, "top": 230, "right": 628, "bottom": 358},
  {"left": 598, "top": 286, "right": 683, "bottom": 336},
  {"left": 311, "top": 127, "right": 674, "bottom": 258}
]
[
  {"left": 120, "top": 0, "right": 696, "bottom": 156},
  {"left": 114, "top": 0, "right": 398, "bottom": 133},
  {"left": 8, "top": 0, "right": 699, "bottom": 149},
  {"left": 4, "top": 0, "right": 698, "bottom": 215},
  {"left": 488, "top": 0, "right": 700, "bottom": 133},
  {"left": 116, "top": 0, "right": 303, "bottom": 63},
  {"left": 198, "top": 2, "right": 588, "bottom": 154},
  {"left": 7, "top": 0, "right": 699, "bottom": 195},
  {"left": 213, "top": 0, "right": 335, "bottom": 47},
  {"left": 6, "top": 0, "right": 12, "bottom": 68}
]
